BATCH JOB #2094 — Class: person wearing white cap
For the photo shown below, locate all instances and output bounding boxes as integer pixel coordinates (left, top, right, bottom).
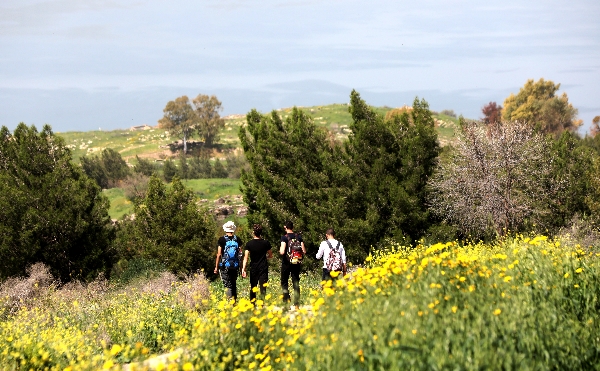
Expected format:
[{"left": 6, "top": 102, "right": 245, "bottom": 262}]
[{"left": 214, "top": 221, "right": 243, "bottom": 301}]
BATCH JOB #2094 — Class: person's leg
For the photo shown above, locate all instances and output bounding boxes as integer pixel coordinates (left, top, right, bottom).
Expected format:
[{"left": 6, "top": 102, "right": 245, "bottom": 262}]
[
  {"left": 258, "top": 269, "right": 268, "bottom": 298},
  {"left": 229, "top": 268, "right": 238, "bottom": 302},
  {"left": 280, "top": 264, "right": 291, "bottom": 303},
  {"left": 220, "top": 269, "right": 233, "bottom": 300},
  {"left": 249, "top": 270, "right": 259, "bottom": 301},
  {"left": 290, "top": 265, "right": 301, "bottom": 306},
  {"left": 322, "top": 268, "right": 332, "bottom": 282}
]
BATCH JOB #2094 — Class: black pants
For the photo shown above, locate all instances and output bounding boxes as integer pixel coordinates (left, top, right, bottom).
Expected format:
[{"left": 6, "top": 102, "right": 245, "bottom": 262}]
[
  {"left": 250, "top": 269, "right": 268, "bottom": 301},
  {"left": 219, "top": 267, "right": 238, "bottom": 301},
  {"left": 281, "top": 263, "right": 301, "bottom": 305}
]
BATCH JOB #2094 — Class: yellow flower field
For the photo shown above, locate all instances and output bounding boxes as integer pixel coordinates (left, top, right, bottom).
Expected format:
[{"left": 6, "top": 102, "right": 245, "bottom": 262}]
[{"left": 1, "top": 235, "right": 599, "bottom": 370}]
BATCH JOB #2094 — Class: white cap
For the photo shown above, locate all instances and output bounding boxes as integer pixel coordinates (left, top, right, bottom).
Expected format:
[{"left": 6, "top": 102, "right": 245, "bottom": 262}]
[{"left": 223, "top": 221, "right": 237, "bottom": 233}]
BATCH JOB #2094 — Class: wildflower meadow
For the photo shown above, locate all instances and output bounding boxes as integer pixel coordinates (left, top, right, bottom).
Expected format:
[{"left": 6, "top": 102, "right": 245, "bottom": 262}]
[{"left": 1, "top": 235, "right": 599, "bottom": 370}]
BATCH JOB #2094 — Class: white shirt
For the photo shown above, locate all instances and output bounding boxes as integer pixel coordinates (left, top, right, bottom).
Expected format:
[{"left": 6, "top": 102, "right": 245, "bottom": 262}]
[{"left": 316, "top": 238, "right": 346, "bottom": 269}]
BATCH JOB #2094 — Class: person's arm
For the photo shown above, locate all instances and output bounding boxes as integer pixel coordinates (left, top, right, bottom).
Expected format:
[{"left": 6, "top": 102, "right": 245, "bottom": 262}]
[
  {"left": 315, "top": 242, "right": 324, "bottom": 260},
  {"left": 279, "top": 240, "right": 286, "bottom": 256},
  {"left": 341, "top": 245, "right": 347, "bottom": 276},
  {"left": 242, "top": 250, "right": 250, "bottom": 278},
  {"left": 267, "top": 249, "right": 273, "bottom": 259},
  {"left": 301, "top": 242, "right": 306, "bottom": 254},
  {"left": 214, "top": 246, "right": 222, "bottom": 274}
]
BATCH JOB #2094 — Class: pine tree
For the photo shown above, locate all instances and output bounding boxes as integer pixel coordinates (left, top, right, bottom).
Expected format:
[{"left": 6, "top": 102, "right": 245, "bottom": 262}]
[
  {"left": 239, "top": 107, "right": 343, "bottom": 251},
  {"left": 0, "top": 124, "right": 114, "bottom": 281},
  {"left": 343, "top": 91, "right": 440, "bottom": 255}
]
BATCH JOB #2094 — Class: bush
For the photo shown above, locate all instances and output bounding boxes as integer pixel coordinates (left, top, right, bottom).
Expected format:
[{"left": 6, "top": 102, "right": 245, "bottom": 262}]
[{"left": 114, "top": 175, "right": 217, "bottom": 275}]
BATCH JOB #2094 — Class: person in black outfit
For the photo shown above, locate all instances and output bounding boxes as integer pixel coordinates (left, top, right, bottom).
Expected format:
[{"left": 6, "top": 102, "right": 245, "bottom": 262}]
[
  {"left": 214, "top": 221, "right": 243, "bottom": 301},
  {"left": 241, "top": 224, "right": 273, "bottom": 301},
  {"left": 279, "top": 221, "right": 306, "bottom": 307}
]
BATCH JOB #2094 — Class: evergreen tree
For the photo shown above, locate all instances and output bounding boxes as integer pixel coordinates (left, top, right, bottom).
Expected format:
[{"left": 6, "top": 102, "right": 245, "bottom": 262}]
[
  {"left": 163, "top": 158, "right": 177, "bottom": 182},
  {"left": 115, "top": 175, "right": 216, "bottom": 274},
  {"left": 133, "top": 155, "right": 156, "bottom": 177},
  {"left": 239, "top": 107, "right": 344, "bottom": 252},
  {"left": 0, "top": 124, "right": 114, "bottom": 282},
  {"left": 81, "top": 148, "right": 130, "bottom": 188},
  {"left": 178, "top": 152, "right": 190, "bottom": 179},
  {"left": 188, "top": 154, "right": 212, "bottom": 179},
  {"left": 212, "top": 158, "right": 228, "bottom": 178},
  {"left": 342, "top": 91, "right": 440, "bottom": 255}
]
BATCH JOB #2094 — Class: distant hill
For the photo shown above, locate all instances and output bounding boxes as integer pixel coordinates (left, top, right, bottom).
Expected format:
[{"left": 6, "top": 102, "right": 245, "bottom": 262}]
[{"left": 58, "top": 103, "right": 460, "bottom": 164}]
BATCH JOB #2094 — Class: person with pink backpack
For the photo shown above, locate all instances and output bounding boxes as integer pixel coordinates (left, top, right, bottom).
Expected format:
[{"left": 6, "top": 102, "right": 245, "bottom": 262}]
[{"left": 316, "top": 228, "right": 347, "bottom": 281}]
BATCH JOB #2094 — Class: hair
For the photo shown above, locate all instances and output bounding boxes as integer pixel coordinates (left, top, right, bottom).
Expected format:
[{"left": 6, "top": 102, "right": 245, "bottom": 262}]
[
  {"left": 284, "top": 220, "right": 294, "bottom": 230},
  {"left": 326, "top": 228, "right": 336, "bottom": 238},
  {"left": 253, "top": 224, "right": 263, "bottom": 237}
]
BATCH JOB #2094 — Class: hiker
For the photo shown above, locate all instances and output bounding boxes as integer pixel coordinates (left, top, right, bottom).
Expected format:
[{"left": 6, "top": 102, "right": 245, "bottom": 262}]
[
  {"left": 316, "top": 228, "right": 347, "bottom": 281},
  {"left": 214, "top": 221, "right": 243, "bottom": 301},
  {"left": 241, "top": 224, "right": 273, "bottom": 301},
  {"left": 280, "top": 221, "right": 306, "bottom": 307}
]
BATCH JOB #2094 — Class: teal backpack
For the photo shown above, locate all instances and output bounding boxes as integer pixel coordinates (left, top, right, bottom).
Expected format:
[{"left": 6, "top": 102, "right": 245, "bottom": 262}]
[{"left": 221, "top": 235, "right": 240, "bottom": 269}]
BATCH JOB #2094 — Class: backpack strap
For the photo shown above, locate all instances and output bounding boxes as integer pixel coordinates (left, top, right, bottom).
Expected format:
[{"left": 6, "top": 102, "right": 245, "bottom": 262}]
[{"left": 287, "top": 233, "right": 296, "bottom": 255}]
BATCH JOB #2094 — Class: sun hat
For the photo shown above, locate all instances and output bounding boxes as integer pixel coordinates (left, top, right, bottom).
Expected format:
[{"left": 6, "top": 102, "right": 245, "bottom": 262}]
[{"left": 223, "top": 221, "right": 237, "bottom": 233}]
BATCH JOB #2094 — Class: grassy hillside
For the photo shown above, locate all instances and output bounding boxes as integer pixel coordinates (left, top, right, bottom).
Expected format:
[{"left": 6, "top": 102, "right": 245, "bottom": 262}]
[
  {"left": 60, "top": 103, "right": 460, "bottom": 164},
  {"left": 104, "top": 179, "right": 243, "bottom": 219}
]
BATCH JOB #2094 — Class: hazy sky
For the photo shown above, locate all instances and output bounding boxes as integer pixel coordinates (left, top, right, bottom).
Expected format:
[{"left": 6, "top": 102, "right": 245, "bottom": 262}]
[{"left": 1, "top": 0, "right": 599, "bottom": 132}]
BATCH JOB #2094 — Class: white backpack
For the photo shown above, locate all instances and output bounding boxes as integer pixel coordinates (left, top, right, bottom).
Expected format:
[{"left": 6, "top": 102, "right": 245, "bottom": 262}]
[{"left": 325, "top": 241, "right": 343, "bottom": 271}]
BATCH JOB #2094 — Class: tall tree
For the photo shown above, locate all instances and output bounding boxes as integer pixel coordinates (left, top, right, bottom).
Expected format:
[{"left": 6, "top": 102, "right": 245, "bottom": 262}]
[
  {"left": 0, "top": 124, "right": 113, "bottom": 282},
  {"left": 342, "top": 91, "right": 440, "bottom": 254},
  {"left": 481, "top": 101, "right": 502, "bottom": 125},
  {"left": 192, "top": 94, "right": 225, "bottom": 147},
  {"left": 239, "top": 107, "right": 344, "bottom": 252},
  {"left": 158, "top": 96, "right": 196, "bottom": 153},
  {"left": 502, "top": 78, "right": 581, "bottom": 135}
]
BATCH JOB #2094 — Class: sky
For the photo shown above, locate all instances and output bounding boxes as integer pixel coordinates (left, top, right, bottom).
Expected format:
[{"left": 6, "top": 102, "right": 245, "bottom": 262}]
[{"left": 1, "top": 0, "right": 599, "bottom": 133}]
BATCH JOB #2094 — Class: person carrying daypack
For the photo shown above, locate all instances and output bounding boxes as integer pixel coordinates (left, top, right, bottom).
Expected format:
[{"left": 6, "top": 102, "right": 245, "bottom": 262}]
[
  {"left": 214, "top": 221, "right": 243, "bottom": 301},
  {"left": 241, "top": 224, "right": 273, "bottom": 302},
  {"left": 279, "top": 220, "right": 306, "bottom": 308},
  {"left": 316, "top": 228, "right": 347, "bottom": 282}
]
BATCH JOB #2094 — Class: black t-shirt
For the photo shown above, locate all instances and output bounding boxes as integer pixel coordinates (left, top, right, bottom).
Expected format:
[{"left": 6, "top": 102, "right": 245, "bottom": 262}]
[
  {"left": 280, "top": 233, "right": 303, "bottom": 265},
  {"left": 245, "top": 238, "right": 272, "bottom": 272}
]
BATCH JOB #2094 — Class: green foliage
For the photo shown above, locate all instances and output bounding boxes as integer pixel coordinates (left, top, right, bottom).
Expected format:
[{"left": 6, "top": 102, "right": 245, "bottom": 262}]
[
  {"left": 342, "top": 91, "right": 441, "bottom": 257},
  {"left": 81, "top": 148, "right": 130, "bottom": 189},
  {"left": 212, "top": 158, "right": 228, "bottom": 178},
  {"left": 188, "top": 154, "right": 212, "bottom": 179},
  {"left": 162, "top": 158, "right": 177, "bottom": 182},
  {"left": 543, "top": 132, "right": 595, "bottom": 231},
  {"left": 503, "top": 78, "right": 581, "bottom": 135},
  {"left": 110, "top": 257, "right": 166, "bottom": 287},
  {"left": 240, "top": 91, "right": 440, "bottom": 262},
  {"left": 0, "top": 124, "right": 114, "bottom": 282},
  {"left": 114, "top": 175, "right": 217, "bottom": 275},
  {"left": 192, "top": 94, "right": 225, "bottom": 147},
  {"left": 133, "top": 155, "right": 156, "bottom": 176},
  {"left": 158, "top": 96, "right": 196, "bottom": 153},
  {"left": 239, "top": 106, "right": 343, "bottom": 252}
]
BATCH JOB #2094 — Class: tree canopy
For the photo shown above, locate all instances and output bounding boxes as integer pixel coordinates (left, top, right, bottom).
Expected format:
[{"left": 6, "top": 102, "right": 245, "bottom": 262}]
[
  {"left": 502, "top": 78, "right": 581, "bottom": 135},
  {"left": 158, "top": 96, "right": 196, "bottom": 153},
  {"left": 192, "top": 94, "right": 226, "bottom": 147},
  {"left": 0, "top": 124, "right": 114, "bottom": 282}
]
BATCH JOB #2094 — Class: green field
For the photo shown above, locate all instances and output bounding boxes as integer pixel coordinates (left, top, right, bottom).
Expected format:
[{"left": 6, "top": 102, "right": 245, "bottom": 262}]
[{"left": 104, "top": 179, "right": 243, "bottom": 219}]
